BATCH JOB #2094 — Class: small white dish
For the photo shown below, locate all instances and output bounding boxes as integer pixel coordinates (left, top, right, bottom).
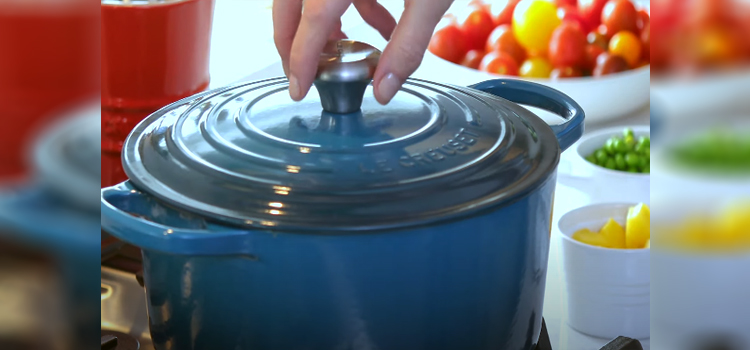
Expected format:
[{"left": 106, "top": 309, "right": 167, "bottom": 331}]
[
  {"left": 557, "top": 126, "right": 650, "bottom": 205},
  {"left": 650, "top": 198, "right": 750, "bottom": 350},
  {"left": 558, "top": 203, "right": 650, "bottom": 340}
]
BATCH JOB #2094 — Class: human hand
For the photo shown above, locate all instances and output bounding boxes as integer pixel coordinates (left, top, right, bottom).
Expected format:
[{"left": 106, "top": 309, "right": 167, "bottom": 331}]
[{"left": 273, "top": 0, "right": 454, "bottom": 105}]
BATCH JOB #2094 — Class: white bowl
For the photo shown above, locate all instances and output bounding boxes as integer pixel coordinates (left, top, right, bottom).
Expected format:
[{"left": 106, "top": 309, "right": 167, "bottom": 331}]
[
  {"left": 650, "top": 199, "right": 750, "bottom": 350},
  {"left": 412, "top": 53, "right": 650, "bottom": 124},
  {"left": 557, "top": 125, "right": 650, "bottom": 204},
  {"left": 650, "top": 124, "right": 750, "bottom": 203},
  {"left": 651, "top": 69, "right": 750, "bottom": 122},
  {"left": 558, "top": 203, "right": 650, "bottom": 340}
]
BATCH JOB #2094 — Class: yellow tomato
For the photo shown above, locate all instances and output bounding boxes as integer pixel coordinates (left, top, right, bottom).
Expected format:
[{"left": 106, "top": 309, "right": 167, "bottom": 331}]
[
  {"left": 626, "top": 203, "right": 650, "bottom": 249},
  {"left": 512, "top": 0, "right": 561, "bottom": 54},
  {"left": 519, "top": 57, "right": 553, "bottom": 78},
  {"left": 600, "top": 218, "right": 626, "bottom": 248},
  {"left": 573, "top": 228, "right": 613, "bottom": 248}
]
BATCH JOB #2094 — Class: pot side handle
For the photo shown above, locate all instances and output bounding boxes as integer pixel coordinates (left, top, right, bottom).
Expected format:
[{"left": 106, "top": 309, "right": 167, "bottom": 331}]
[
  {"left": 469, "top": 79, "right": 585, "bottom": 152},
  {"left": 101, "top": 182, "right": 255, "bottom": 256}
]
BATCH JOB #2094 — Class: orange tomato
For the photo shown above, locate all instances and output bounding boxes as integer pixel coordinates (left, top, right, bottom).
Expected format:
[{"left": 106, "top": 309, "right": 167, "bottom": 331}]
[
  {"left": 485, "top": 24, "right": 527, "bottom": 64},
  {"left": 601, "top": 0, "right": 638, "bottom": 35},
  {"left": 609, "top": 31, "right": 642, "bottom": 67},
  {"left": 461, "top": 49, "right": 486, "bottom": 69},
  {"left": 479, "top": 51, "right": 520, "bottom": 75}
]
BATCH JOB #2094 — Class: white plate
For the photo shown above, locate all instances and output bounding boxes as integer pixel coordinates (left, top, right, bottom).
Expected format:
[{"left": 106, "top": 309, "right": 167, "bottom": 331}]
[{"left": 651, "top": 70, "right": 750, "bottom": 122}]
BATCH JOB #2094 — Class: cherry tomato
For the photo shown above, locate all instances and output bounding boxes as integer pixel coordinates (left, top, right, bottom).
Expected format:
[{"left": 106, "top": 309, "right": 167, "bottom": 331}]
[
  {"left": 489, "top": 0, "right": 522, "bottom": 26},
  {"left": 555, "top": 0, "right": 578, "bottom": 7},
  {"left": 601, "top": 0, "right": 638, "bottom": 36},
  {"left": 584, "top": 44, "right": 606, "bottom": 70},
  {"left": 587, "top": 30, "right": 608, "bottom": 49},
  {"left": 609, "top": 31, "right": 642, "bottom": 67},
  {"left": 551, "top": 66, "right": 583, "bottom": 78},
  {"left": 485, "top": 24, "right": 527, "bottom": 64},
  {"left": 558, "top": 5, "right": 590, "bottom": 33},
  {"left": 513, "top": 0, "right": 562, "bottom": 54},
  {"left": 461, "top": 49, "right": 486, "bottom": 69},
  {"left": 428, "top": 24, "right": 468, "bottom": 64},
  {"left": 457, "top": 4, "right": 496, "bottom": 50},
  {"left": 479, "top": 51, "right": 520, "bottom": 75},
  {"left": 579, "top": 0, "right": 609, "bottom": 30},
  {"left": 636, "top": 9, "right": 649, "bottom": 33},
  {"left": 519, "top": 57, "right": 553, "bottom": 78},
  {"left": 549, "top": 22, "right": 587, "bottom": 68},
  {"left": 593, "top": 52, "right": 629, "bottom": 76}
]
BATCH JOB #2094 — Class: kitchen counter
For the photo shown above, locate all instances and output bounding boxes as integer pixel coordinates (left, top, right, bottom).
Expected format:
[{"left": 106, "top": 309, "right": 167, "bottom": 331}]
[{"left": 209, "top": 1, "right": 650, "bottom": 349}]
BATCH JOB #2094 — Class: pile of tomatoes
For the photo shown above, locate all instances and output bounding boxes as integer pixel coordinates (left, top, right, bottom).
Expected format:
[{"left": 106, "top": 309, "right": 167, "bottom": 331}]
[
  {"left": 428, "top": 0, "right": 650, "bottom": 79},
  {"left": 650, "top": 0, "right": 750, "bottom": 75}
]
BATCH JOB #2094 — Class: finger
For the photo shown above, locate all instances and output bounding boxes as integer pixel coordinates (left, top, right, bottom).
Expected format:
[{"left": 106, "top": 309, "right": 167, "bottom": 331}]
[
  {"left": 353, "top": 0, "right": 397, "bottom": 40},
  {"left": 272, "top": 0, "right": 303, "bottom": 76},
  {"left": 373, "top": 0, "right": 452, "bottom": 104},
  {"left": 329, "top": 19, "right": 348, "bottom": 40},
  {"left": 288, "top": 0, "right": 353, "bottom": 101}
]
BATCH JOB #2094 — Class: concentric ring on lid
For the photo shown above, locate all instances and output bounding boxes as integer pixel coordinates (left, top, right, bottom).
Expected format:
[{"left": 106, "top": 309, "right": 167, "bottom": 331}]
[{"left": 122, "top": 77, "right": 561, "bottom": 232}]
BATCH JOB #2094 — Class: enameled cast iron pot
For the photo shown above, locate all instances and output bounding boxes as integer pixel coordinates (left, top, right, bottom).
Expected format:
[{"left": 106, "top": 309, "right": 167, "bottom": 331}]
[{"left": 101, "top": 41, "right": 584, "bottom": 350}]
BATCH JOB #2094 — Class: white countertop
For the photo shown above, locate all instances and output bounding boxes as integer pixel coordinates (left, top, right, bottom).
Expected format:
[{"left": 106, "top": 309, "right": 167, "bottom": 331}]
[{"left": 209, "top": 1, "right": 650, "bottom": 349}]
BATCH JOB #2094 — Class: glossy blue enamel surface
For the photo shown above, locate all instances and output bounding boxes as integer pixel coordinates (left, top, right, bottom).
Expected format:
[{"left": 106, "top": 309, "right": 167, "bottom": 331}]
[
  {"left": 101, "top": 78, "right": 584, "bottom": 350},
  {"left": 122, "top": 78, "right": 582, "bottom": 232},
  {"left": 103, "top": 174, "right": 555, "bottom": 350}
]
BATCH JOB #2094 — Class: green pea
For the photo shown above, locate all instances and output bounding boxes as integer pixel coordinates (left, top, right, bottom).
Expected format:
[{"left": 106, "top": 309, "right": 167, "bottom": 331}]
[
  {"left": 627, "top": 166, "right": 639, "bottom": 173},
  {"left": 623, "top": 128, "right": 635, "bottom": 138},
  {"left": 605, "top": 158, "right": 617, "bottom": 170},
  {"left": 585, "top": 154, "right": 597, "bottom": 164},
  {"left": 642, "top": 165, "right": 650, "bottom": 173},
  {"left": 625, "top": 152, "right": 640, "bottom": 167},
  {"left": 595, "top": 149, "right": 609, "bottom": 164},
  {"left": 615, "top": 153, "right": 626, "bottom": 170},
  {"left": 638, "top": 136, "right": 650, "bottom": 148},
  {"left": 635, "top": 142, "right": 648, "bottom": 154},
  {"left": 643, "top": 147, "right": 650, "bottom": 158},
  {"left": 613, "top": 138, "right": 627, "bottom": 153},
  {"left": 604, "top": 138, "right": 616, "bottom": 155},
  {"left": 639, "top": 156, "right": 649, "bottom": 169}
]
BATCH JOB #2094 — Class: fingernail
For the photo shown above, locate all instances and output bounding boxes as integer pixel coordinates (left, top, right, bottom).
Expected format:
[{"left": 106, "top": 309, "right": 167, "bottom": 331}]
[
  {"left": 376, "top": 73, "right": 400, "bottom": 104},
  {"left": 288, "top": 74, "right": 300, "bottom": 101}
]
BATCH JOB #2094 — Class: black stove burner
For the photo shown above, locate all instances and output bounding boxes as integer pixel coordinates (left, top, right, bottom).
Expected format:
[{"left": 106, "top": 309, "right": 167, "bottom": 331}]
[
  {"left": 101, "top": 330, "right": 140, "bottom": 350},
  {"left": 533, "top": 319, "right": 642, "bottom": 350}
]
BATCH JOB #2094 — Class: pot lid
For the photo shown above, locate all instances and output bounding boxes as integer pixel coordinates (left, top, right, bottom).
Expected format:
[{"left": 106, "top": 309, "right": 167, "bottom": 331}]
[
  {"left": 122, "top": 40, "right": 562, "bottom": 232},
  {"left": 32, "top": 99, "right": 101, "bottom": 213}
]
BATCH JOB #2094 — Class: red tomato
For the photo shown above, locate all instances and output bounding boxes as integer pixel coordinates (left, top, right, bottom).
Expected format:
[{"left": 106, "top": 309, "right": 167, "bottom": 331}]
[
  {"left": 578, "top": 0, "right": 609, "bottom": 30},
  {"left": 479, "top": 51, "right": 520, "bottom": 75},
  {"left": 593, "top": 52, "right": 629, "bottom": 76},
  {"left": 601, "top": 0, "right": 638, "bottom": 35},
  {"left": 461, "top": 49, "right": 486, "bottom": 69},
  {"left": 587, "top": 30, "right": 608, "bottom": 49},
  {"left": 555, "top": 0, "right": 578, "bottom": 7},
  {"left": 636, "top": 9, "right": 649, "bottom": 33},
  {"left": 489, "top": 0, "right": 522, "bottom": 26},
  {"left": 558, "top": 5, "right": 590, "bottom": 33},
  {"left": 428, "top": 25, "right": 468, "bottom": 64},
  {"left": 549, "top": 22, "right": 587, "bottom": 68},
  {"left": 551, "top": 66, "right": 583, "bottom": 78},
  {"left": 457, "top": 4, "right": 496, "bottom": 50},
  {"left": 584, "top": 44, "right": 605, "bottom": 70},
  {"left": 595, "top": 23, "right": 611, "bottom": 39},
  {"left": 485, "top": 24, "right": 527, "bottom": 64}
]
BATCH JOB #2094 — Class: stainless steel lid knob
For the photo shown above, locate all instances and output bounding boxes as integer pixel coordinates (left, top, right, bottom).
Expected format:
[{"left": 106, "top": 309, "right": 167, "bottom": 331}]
[{"left": 314, "top": 40, "right": 381, "bottom": 114}]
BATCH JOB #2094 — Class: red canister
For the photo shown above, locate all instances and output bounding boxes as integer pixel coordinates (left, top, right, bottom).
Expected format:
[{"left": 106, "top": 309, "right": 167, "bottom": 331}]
[
  {"left": 101, "top": 0, "right": 215, "bottom": 187},
  {"left": 0, "top": 0, "right": 99, "bottom": 180}
]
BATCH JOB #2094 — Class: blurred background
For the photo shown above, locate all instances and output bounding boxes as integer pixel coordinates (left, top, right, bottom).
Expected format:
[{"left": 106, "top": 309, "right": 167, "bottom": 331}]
[{"left": 0, "top": 0, "right": 749, "bottom": 349}]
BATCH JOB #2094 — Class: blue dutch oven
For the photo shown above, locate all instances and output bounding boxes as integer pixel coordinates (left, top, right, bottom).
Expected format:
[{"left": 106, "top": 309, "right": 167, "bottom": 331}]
[
  {"left": 101, "top": 41, "right": 584, "bottom": 350},
  {"left": 0, "top": 101, "right": 100, "bottom": 349}
]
